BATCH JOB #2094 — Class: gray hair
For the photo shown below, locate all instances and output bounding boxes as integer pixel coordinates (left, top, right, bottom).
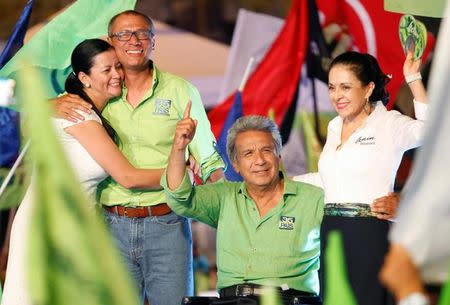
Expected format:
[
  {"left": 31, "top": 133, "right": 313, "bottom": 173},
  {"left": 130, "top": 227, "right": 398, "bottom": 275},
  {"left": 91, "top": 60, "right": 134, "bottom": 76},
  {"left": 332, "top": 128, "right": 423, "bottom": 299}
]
[
  {"left": 226, "top": 115, "right": 282, "bottom": 162},
  {"left": 108, "top": 10, "right": 155, "bottom": 37}
]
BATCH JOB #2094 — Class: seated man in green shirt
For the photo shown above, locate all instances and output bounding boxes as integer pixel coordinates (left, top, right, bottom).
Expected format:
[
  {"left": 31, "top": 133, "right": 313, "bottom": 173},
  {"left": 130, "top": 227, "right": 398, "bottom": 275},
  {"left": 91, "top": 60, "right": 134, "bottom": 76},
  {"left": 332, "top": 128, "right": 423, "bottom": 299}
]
[{"left": 161, "top": 106, "right": 324, "bottom": 305}]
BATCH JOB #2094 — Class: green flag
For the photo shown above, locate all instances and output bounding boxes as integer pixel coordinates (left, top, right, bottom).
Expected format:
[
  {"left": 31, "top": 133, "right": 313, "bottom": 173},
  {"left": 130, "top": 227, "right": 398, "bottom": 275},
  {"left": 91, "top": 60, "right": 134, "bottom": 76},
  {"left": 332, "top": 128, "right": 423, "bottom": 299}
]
[
  {"left": 323, "top": 231, "right": 358, "bottom": 305},
  {"left": 384, "top": 0, "right": 447, "bottom": 18},
  {"left": 18, "top": 66, "right": 139, "bottom": 305},
  {"left": 0, "top": 0, "right": 137, "bottom": 102},
  {"left": 298, "top": 111, "right": 333, "bottom": 172}
]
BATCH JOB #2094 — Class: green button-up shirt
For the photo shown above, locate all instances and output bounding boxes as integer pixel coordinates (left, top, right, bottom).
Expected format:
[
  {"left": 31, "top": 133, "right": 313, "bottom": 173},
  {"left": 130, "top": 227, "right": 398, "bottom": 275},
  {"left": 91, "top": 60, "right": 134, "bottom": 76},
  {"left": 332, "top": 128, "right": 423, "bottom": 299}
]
[
  {"left": 161, "top": 172, "right": 324, "bottom": 294},
  {"left": 98, "top": 64, "right": 224, "bottom": 206}
]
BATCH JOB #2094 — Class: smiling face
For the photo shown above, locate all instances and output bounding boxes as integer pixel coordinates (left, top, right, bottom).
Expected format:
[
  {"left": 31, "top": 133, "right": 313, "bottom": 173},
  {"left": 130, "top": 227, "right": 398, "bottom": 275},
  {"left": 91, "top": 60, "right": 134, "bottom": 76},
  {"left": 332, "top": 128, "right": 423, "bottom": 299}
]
[
  {"left": 328, "top": 64, "right": 374, "bottom": 122},
  {"left": 232, "top": 130, "right": 280, "bottom": 190},
  {"left": 108, "top": 14, "right": 153, "bottom": 71},
  {"left": 79, "top": 49, "right": 123, "bottom": 109}
]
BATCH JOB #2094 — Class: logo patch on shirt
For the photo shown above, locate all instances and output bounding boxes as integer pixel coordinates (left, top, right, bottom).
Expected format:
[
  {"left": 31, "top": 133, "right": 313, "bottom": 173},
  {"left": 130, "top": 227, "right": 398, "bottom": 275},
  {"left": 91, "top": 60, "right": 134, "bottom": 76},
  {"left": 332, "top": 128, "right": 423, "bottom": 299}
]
[
  {"left": 355, "top": 136, "right": 375, "bottom": 145},
  {"left": 279, "top": 216, "right": 295, "bottom": 230},
  {"left": 154, "top": 99, "right": 172, "bottom": 116}
]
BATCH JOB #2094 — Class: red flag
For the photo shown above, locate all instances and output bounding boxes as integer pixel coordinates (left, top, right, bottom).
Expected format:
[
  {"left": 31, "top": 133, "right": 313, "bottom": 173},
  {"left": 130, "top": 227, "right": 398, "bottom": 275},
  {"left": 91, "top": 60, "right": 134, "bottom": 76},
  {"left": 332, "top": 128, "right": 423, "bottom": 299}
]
[
  {"left": 208, "top": 0, "right": 309, "bottom": 138},
  {"left": 316, "top": 0, "right": 435, "bottom": 109}
]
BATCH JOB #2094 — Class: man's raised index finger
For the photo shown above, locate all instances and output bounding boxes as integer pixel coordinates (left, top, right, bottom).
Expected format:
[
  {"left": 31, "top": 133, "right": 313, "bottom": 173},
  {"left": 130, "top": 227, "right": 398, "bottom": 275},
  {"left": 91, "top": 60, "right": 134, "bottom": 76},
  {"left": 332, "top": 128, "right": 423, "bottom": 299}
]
[{"left": 183, "top": 100, "right": 192, "bottom": 119}]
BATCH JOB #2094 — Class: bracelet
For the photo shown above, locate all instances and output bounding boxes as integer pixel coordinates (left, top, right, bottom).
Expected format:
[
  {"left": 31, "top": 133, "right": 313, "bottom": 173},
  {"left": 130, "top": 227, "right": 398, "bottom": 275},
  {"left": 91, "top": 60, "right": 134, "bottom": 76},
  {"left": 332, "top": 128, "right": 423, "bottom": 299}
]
[
  {"left": 398, "top": 292, "right": 430, "bottom": 305},
  {"left": 405, "top": 72, "right": 422, "bottom": 84}
]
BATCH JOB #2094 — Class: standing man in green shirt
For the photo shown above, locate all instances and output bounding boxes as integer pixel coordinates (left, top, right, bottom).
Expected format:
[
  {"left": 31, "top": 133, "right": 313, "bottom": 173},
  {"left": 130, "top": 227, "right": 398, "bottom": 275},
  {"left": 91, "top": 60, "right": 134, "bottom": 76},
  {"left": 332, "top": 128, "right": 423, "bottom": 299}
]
[
  {"left": 162, "top": 111, "right": 323, "bottom": 305},
  {"left": 54, "top": 10, "right": 225, "bottom": 305}
]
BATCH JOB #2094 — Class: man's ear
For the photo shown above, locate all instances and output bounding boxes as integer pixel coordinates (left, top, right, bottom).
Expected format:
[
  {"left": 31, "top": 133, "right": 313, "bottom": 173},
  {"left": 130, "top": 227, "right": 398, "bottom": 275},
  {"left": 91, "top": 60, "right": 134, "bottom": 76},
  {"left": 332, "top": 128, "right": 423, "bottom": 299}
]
[{"left": 231, "top": 160, "right": 240, "bottom": 174}]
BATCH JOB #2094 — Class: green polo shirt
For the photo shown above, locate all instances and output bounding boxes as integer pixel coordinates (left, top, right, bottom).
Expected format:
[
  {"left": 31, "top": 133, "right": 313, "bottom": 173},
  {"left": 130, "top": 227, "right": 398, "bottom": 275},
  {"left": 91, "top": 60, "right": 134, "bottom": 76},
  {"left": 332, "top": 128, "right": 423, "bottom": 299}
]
[
  {"left": 97, "top": 64, "right": 224, "bottom": 206},
  {"left": 161, "top": 172, "right": 324, "bottom": 294}
]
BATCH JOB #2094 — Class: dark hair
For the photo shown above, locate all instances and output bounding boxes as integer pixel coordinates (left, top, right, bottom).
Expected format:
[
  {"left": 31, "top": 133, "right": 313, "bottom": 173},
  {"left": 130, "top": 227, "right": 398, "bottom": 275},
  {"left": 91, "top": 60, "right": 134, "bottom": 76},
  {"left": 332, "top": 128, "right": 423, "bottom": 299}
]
[
  {"left": 108, "top": 10, "right": 155, "bottom": 37},
  {"left": 329, "top": 51, "right": 391, "bottom": 105},
  {"left": 64, "top": 39, "right": 116, "bottom": 138}
]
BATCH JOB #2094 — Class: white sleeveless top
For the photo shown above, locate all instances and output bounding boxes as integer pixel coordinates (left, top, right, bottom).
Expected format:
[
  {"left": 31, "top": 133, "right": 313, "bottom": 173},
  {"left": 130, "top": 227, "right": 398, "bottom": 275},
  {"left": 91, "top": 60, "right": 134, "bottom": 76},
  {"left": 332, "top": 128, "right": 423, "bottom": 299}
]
[{"left": 51, "top": 111, "right": 108, "bottom": 198}]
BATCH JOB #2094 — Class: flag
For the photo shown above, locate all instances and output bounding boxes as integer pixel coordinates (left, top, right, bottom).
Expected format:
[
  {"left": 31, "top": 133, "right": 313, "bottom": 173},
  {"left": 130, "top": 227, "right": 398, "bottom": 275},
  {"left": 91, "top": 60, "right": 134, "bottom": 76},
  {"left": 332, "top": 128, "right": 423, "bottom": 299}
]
[
  {"left": 217, "top": 9, "right": 284, "bottom": 103},
  {"left": 208, "top": 0, "right": 309, "bottom": 138},
  {"left": 0, "top": 0, "right": 35, "bottom": 167},
  {"left": 216, "top": 91, "right": 243, "bottom": 181},
  {"left": 316, "top": 0, "right": 436, "bottom": 110},
  {"left": 0, "top": 0, "right": 137, "bottom": 103},
  {"left": 385, "top": 0, "right": 447, "bottom": 18},
  {"left": 323, "top": 231, "right": 358, "bottom": 305},
  {"left": 18, "top": 66, "right": 139, "bottom": 305},
  {"left": 0, "top": 0, "right": 34, "bottom": 68}
]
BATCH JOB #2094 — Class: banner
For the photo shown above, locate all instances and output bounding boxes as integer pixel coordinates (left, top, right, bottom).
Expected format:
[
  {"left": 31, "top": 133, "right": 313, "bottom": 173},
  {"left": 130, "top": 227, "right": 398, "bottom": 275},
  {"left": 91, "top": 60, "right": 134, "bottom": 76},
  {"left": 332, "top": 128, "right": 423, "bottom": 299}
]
[{"left": 385, "top": 0, "right": 447, "bottom": 18}]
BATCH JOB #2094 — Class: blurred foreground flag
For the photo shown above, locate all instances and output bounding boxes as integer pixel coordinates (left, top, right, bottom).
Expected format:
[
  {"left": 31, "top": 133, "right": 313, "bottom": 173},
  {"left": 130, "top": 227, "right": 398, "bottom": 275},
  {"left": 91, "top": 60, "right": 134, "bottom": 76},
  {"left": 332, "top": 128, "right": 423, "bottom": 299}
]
[
  {"left": 323, "top": 231, "right": 357, "bottom": 305},
  {"left": 18, "top": 66, "right": 139, "bottom": 305},
  {"left": 0, "top": 0, "right": 136, "bottom": 104},
  {"left": 385, "top": 0, "right": 447, "bottom": 18}
]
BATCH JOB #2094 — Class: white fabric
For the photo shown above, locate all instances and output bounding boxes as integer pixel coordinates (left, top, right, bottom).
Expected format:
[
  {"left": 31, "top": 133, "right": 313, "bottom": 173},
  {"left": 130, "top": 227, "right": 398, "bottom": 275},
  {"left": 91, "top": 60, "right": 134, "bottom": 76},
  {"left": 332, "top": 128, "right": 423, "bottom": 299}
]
[
  {"left": 51, "top": 111, "right": 107, "bottom": 198},
  {"left": 1, "top": 111, "right": 108, "bottom": 305},
  {"left": 294, "top": 100, "right": 427, "bottom": 204},
  {"left": 389, "top": 1, "right": 450, "bottom": 284}
]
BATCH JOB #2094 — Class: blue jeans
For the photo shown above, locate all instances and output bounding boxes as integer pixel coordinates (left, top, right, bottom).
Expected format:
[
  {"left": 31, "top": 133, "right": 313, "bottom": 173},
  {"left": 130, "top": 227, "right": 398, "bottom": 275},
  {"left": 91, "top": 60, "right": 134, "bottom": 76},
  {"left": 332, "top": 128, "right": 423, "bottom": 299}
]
[{"left": 104, "top": 210, "right": 194, "bottom": 305}]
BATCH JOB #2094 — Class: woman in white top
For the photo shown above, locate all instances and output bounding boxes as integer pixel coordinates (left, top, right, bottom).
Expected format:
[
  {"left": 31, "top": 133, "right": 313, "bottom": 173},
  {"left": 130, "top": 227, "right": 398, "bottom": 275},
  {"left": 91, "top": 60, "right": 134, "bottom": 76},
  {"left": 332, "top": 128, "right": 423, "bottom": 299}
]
[
  {"left": 293, "top": 50, "right": 427, "bottom": 305},
  {"left": 1, "top": 39, "right": 165, "bottom": 305}
]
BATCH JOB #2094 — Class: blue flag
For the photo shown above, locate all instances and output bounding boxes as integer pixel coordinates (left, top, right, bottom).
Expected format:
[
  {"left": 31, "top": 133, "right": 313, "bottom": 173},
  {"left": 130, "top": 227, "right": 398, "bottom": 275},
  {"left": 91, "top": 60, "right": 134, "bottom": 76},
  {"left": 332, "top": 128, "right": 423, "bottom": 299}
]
[
  {"left": 217, "top": 91, "right": 243, "bottom": 181},
  {"left": 0, "top": 0, "right": 35, "bottom": 167},
  {"left": 0, "top": 0, "right": 34, "bottom": 68}
]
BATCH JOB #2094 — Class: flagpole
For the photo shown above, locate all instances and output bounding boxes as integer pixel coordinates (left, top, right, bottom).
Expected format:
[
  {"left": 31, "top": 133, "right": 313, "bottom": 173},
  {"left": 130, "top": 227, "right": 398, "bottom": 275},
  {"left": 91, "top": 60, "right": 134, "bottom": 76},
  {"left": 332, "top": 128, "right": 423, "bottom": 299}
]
[
  {"left": 0, "top": 140, "right": 30, "bottom": 199},
  {"left": 238, "top": 57, "right": 255, "bottom": 91}
]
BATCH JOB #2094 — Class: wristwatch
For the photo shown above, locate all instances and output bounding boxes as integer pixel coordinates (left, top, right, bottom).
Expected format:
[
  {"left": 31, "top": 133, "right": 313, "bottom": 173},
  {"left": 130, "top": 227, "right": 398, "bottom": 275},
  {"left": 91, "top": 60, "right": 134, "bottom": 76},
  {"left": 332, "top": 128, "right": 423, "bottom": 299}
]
[{"left": 398, "top": 292, "right": 430, "bottom": 305}]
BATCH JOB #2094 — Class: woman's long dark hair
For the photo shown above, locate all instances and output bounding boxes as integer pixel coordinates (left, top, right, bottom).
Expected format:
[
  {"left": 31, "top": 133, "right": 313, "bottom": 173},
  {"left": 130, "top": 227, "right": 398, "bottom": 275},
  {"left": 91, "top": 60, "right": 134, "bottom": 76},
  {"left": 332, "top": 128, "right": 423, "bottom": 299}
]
[
  {"left": 329, "top": 51, "right": 391, "bottom": 106},
  {"left": 65, "top": 39, "right": 116, "bottom": 138}
]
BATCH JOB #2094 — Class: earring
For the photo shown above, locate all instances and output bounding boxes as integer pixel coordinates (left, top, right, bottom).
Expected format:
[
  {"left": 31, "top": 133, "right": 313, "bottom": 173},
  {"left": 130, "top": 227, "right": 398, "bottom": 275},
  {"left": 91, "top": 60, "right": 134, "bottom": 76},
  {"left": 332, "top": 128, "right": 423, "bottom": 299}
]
[{"left": 84, "top": 83, "right": 91, "bottom": 88}]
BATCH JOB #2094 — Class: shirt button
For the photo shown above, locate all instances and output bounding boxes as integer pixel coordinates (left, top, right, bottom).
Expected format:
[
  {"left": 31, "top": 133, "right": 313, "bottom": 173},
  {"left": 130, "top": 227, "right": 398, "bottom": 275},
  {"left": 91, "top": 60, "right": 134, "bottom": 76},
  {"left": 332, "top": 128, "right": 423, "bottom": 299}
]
[{"left": 252, "top": 248, "right": 257, "bottom": 252}]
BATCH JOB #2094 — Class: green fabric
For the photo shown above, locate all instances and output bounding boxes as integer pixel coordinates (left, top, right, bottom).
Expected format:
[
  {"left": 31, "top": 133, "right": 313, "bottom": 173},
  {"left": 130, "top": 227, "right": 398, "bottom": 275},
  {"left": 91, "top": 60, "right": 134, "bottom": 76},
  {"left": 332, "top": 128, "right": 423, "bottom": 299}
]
[
  {"left": 323, "top": 231, "right": 358, "bottom": 305},
  {"left": 19, "top": 66, "right": 139, "bottom": 305},
  {"left": 384, "top": 0, "right": 447, "bottom": 18},
  {"left": 161, "top": 171, "right": 324, "bottom": 294},
  {"left": 0, "top": 0, "right": 137, "bottom": 102},
  {"left": 438, "top": 264, "right": 450, "bottom": 305},
  {"left": 98, "top": 64, "right": 224, "bottom": 207}
]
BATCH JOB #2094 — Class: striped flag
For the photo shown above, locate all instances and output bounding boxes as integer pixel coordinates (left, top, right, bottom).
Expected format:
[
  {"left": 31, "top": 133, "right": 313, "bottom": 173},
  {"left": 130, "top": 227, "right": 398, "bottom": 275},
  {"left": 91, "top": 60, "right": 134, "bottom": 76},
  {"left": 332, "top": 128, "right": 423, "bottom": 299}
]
[{"left": 208, "top": 0, "right": 310, "bottom": 138}]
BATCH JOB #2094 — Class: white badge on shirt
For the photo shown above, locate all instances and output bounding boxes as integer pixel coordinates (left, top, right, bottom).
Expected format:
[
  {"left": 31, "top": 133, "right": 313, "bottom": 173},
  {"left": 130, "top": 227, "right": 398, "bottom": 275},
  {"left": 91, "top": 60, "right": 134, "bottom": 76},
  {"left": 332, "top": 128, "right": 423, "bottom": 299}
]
[
  {"left": 154, "top": 98, "right": 172, "bottom": 116},
  {"left": 279, "top": 216, "right": 295, "bottom": 230}
]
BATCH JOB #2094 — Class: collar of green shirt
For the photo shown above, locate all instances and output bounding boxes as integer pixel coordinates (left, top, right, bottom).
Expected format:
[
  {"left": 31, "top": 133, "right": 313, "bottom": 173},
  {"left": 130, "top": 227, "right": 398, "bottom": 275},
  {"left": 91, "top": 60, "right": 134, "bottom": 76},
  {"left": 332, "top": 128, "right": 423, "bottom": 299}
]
[{"left": 237, "top": 172, "right": 298, "bottom": 201}]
